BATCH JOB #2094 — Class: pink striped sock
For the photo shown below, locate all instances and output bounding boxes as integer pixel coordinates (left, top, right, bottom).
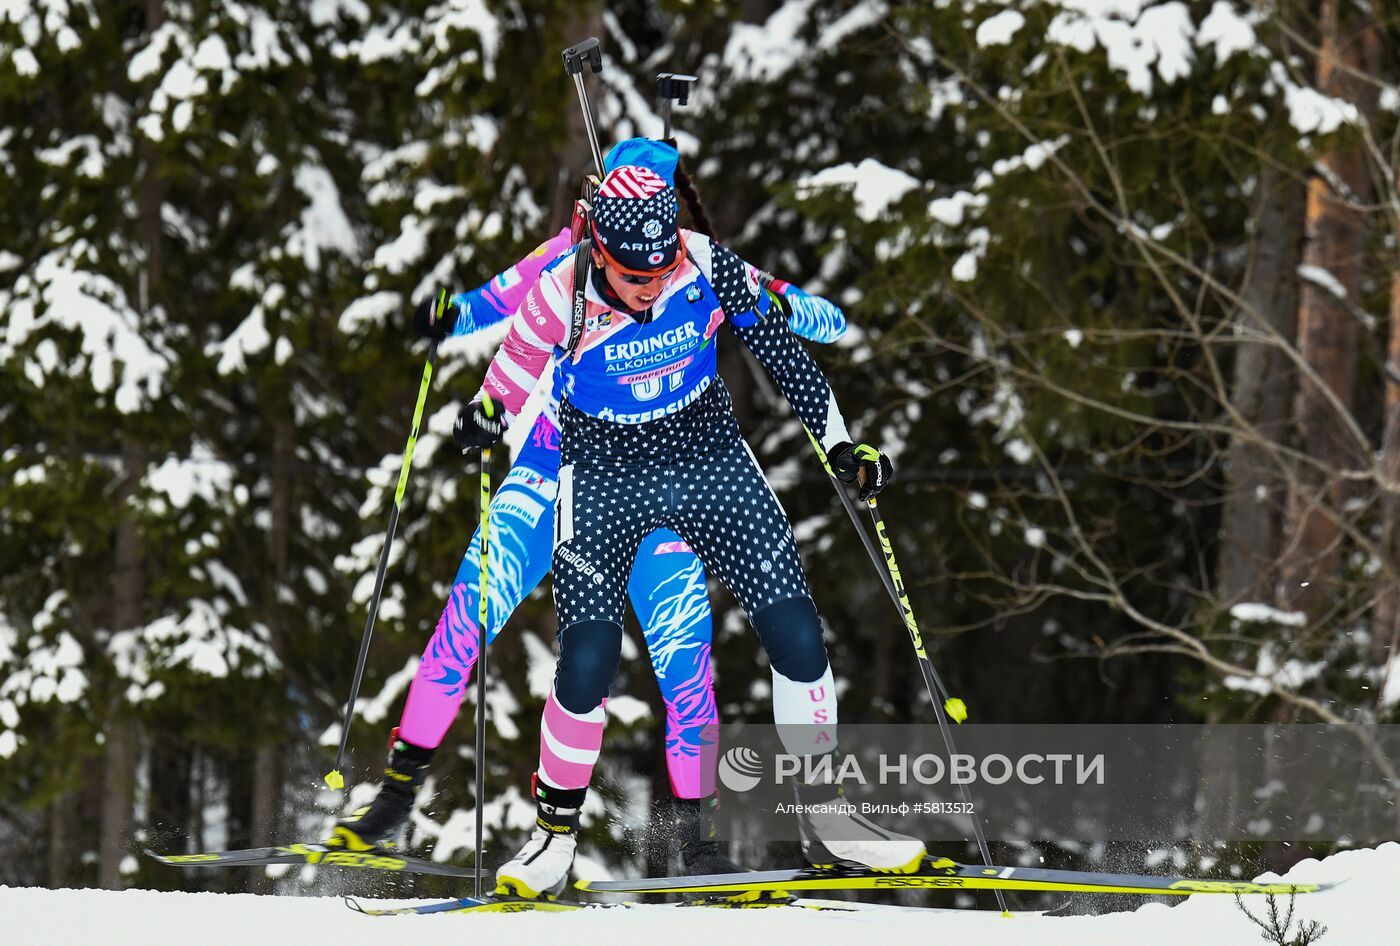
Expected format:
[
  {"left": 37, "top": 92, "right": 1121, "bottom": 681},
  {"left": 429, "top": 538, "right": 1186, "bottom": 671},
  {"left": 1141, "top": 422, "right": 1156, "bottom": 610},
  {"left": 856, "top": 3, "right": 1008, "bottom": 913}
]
[{"left": 536, "top": 686, "right": 606, "bottom": 790}]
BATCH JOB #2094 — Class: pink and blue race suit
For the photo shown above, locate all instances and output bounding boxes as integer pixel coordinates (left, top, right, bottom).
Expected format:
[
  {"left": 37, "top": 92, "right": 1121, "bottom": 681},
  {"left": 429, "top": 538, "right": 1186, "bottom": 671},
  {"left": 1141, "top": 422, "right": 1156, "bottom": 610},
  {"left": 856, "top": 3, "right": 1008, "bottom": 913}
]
[{"left": 397, "top": 228, "right": 847, "bottom": 799}]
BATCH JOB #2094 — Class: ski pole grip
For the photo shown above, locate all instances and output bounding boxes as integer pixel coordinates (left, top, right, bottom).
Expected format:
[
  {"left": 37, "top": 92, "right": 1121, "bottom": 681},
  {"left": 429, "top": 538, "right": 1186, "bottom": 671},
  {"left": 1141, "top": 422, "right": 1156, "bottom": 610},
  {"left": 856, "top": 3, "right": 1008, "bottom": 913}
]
[{"left": 562, "top": 37, "right": 602, "bottom": 75}]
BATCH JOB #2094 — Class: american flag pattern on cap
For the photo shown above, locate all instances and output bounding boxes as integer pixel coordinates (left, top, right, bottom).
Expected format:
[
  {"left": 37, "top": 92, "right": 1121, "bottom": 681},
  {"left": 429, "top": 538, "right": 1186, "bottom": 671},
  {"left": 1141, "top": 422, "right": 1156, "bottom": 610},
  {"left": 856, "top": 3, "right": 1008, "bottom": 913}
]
[
  {"left": 591, "top": 164, "right": 680, "bottom": 272},
  {"left": 598, "top": 165, "right": 667, "bottom": 198}
]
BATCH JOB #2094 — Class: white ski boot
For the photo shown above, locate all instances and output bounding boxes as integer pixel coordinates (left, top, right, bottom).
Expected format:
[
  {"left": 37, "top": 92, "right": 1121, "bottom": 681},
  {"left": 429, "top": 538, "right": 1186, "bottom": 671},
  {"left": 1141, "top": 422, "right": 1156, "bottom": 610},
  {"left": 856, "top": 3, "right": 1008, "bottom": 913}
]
[
  {"left": 795, "top": 782, "right": 926, "bottom": 873},
  {"left": 495, "top": 780, "right": 584, "bottom": 899}
]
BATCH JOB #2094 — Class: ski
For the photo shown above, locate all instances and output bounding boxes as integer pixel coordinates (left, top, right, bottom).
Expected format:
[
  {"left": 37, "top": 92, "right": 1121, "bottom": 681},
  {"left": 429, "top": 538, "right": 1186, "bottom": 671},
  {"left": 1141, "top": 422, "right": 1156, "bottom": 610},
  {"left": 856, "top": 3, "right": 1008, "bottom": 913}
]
[
  {"left": 345, "top": 891, "right": 1047, "bottom": 916},
  {"left": 348, "top": 894, "right": 605, "bottom": 915},
  {"left": 345, "top": 893, "right": 855, "bottom": 915},
  {"left": 575, "top": 855, "right": 1339, "bottom": 898},
  {"left": 145, "top": 843, "right": 477, "bottom": 878}
]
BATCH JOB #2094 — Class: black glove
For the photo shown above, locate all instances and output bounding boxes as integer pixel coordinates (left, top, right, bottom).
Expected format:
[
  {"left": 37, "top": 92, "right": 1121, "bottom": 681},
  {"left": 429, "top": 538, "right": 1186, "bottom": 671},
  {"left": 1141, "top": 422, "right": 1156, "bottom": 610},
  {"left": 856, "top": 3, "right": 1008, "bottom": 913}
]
[
  {"left": 453, "top": 396, "right": 506, "bottom": 454},
  {"left": 829, "top": 441, "right": 894, "bottom": 501},
  {"left": 412, "top": 289, "right": 456, "bottom": 341}
]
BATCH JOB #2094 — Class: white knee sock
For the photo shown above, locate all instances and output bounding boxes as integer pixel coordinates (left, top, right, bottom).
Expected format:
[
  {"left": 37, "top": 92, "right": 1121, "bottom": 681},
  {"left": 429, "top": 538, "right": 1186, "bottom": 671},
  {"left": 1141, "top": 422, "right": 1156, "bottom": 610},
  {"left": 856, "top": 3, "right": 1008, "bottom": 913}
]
[{"left": 771, "top": 664, "right": 838, "bottom": 756}]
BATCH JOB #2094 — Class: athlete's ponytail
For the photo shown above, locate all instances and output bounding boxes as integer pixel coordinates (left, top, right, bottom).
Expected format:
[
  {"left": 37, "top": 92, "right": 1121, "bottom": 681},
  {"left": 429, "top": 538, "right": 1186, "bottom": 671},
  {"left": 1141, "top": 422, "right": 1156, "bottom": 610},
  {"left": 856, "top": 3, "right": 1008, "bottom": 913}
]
[{"left": 664, "top": 137, "right": 718, "bottom": 240}]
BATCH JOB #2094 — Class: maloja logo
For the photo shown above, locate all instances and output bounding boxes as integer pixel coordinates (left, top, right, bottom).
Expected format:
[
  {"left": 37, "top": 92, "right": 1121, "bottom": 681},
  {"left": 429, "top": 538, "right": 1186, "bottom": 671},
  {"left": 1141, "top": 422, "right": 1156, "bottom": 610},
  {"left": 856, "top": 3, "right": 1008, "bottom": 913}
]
[
  {"left": 717, "top": 746, "right": 765, "bottom": 793},
  {"left": 556, "top": 544, "right": 596, "bottom": 578}
]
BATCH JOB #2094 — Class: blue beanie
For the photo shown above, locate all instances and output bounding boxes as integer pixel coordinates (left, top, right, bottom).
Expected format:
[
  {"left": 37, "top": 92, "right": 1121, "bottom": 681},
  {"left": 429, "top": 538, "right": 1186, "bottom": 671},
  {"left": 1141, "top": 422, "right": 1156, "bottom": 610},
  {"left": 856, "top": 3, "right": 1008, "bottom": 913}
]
[{"left": 604, "top": 138, "right": 679, "bottom": 184}]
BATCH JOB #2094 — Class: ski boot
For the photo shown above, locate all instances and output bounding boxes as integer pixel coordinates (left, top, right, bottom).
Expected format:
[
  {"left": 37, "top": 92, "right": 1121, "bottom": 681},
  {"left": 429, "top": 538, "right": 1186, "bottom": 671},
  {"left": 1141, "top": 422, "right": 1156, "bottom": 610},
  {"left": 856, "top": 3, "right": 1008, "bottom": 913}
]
[
  {"left": 676, "top": 795, "right": 747, "bottom": 876},
  {"left": 795, "top": 780, "right": 925, "bottom": 873},
  {"left": 676, "top": 794, "right": 789, "bottom": 906},
  {"left": 495, "top": 778, "right": 582, "bottom": 900},
  {"left": 327, "top": 734, "right": 434, "bottom": 851}
]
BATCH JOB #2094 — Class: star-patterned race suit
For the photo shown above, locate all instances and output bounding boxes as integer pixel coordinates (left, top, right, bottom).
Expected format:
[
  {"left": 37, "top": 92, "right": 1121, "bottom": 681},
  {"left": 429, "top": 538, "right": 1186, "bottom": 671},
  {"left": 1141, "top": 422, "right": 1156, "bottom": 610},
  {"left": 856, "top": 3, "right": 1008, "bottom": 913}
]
[
  {"left": 476, "top": 229, "right": 858, "bottom": 795},
  {"left": 397, "top": 228, "right": 848, "bottom": 799}
]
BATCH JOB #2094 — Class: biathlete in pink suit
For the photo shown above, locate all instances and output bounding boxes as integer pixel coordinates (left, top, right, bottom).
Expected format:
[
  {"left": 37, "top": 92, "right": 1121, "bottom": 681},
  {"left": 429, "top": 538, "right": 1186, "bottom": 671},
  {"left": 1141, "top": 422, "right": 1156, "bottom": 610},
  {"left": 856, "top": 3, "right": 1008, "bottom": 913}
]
[
  {"left": 448, "top": 138, "right": 922, "bottom": 899},
  {"left": 330, "top": 149, "right": 851, "bottom": 879}
]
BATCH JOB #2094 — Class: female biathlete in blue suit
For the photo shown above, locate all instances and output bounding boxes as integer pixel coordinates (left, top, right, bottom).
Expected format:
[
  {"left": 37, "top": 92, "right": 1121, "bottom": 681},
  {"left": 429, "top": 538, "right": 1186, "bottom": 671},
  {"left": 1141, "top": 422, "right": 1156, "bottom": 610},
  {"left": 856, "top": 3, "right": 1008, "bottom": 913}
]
[{"left": 332, "top": 147, "right": 848, "bottom": 878}]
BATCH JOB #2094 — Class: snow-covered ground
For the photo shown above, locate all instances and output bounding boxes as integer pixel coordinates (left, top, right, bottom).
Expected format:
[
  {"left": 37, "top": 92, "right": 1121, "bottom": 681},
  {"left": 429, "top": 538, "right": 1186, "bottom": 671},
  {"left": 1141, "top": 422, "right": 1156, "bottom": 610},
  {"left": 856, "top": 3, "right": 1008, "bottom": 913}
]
[{"left": 3, "top": 844, "right": 1393, "bottom": 946}]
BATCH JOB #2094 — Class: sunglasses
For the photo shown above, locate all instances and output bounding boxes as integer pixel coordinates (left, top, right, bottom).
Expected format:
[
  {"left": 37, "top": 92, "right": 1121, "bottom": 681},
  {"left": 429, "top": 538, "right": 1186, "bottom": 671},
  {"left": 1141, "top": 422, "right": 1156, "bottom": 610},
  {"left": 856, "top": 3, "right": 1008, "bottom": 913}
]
[{"left": 615, "top": 265, "right": 679, "bottom": 286}]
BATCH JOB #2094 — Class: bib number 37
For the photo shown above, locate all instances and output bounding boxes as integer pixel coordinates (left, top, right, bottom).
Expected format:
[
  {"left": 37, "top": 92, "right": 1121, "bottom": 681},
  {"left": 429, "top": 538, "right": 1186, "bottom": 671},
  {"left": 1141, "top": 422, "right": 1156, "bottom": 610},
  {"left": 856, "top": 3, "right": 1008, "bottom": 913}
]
[{"left": 630, "top": 371, "right": 686, "bottom": 402}]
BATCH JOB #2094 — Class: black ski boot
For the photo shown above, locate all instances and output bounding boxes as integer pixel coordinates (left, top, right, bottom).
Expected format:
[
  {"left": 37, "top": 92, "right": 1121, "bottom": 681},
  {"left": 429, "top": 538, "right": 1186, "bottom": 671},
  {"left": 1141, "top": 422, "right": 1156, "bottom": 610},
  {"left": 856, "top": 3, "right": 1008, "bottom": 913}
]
[
  {"left": 329, "top": 735, "right": 434, "bottom": 851},
  {"left": 676, "top": 795, "right": 789, "bottom": 905},
  {"left": 676, "top": 795, "right": 747, "bottom": 875}
]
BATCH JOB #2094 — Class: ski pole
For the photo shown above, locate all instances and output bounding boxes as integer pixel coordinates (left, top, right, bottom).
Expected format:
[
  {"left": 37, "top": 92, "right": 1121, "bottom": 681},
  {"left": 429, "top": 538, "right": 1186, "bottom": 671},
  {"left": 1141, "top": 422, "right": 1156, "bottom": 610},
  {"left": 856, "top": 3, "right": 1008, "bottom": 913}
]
[
  {"left": 808, "top": 433, "right": 1008, "bottom": 913},
  {"left": 860, "top": 492, "right": 1006, "bottom": 913},
  {"left": 472, "top": 400, "right": 495, "bottom": 898},
  {"left": 324, "top": 307, "right": 445, "bottom": 791}
]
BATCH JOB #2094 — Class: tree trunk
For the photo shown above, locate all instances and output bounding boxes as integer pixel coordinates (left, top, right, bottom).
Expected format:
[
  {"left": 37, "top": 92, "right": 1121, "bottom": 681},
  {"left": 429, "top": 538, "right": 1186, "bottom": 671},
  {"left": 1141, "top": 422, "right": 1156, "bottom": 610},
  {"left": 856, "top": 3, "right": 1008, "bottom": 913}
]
[
  {"left": 98, "top": 722, "right": 138, "bottom": 888},
  {"left": 99, "top": 438, "right": 144, "bottom": 889},
  {"left": 46, "top": 792, "right": 78, "bottom": 887},
  {"left": 1218, "top": 167, "right": 1304, "bottom": 605},
  {"left": 99, "top": 0, "right": 166, "bottom": 887},
  {"left": 246, "top": 414, "right": 294, "bottom": 891},
  {"left": 1282, "top": 0, "right": 1380, "bottom": 611},
  {"left": 251, "top": 763, "right": 283, "bottom": 834},
  {"left": 245, "top": 747, "right": 281, "bottom": 893},
  {"left": 224, "top": 751, "right": 254, "bottom": 892},
  {"left": 138, "top": 0, "right": 164, "bottom": 303},
  {"left": 76, "top": 759, "right": 107, "bottom": 887},
  {"left": 547, "top": 3, "right": 604, "bottom": 233},
  {"left": 192, "top": 750, "right": 207, "bottom": 854},
  {"left": 147, "top": 735, "right": 193, "bottom": 853},
  {"left": 1375, "top": 260, "right": 1400, "bottom": 666}
]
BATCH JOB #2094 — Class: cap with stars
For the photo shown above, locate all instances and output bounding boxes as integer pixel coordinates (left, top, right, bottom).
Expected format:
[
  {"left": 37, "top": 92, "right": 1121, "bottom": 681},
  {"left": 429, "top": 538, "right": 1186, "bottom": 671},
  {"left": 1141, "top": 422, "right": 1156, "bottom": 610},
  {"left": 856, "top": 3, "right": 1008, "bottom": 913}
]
[{"left": 590, "top": 163, "right": 681, "bottom": 273}]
